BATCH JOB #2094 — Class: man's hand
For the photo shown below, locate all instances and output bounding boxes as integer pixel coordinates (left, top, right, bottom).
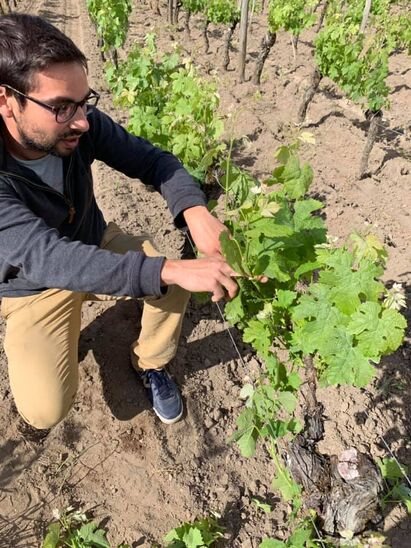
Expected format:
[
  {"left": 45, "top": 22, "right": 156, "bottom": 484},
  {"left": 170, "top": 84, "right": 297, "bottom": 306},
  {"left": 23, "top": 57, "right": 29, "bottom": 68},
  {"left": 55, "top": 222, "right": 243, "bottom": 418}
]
[
  {"left": 183, "top": 205, "right": 227, "bottom": 257},
  {"left": 161, "top": 256, "right": 238, "bottom": 302}
]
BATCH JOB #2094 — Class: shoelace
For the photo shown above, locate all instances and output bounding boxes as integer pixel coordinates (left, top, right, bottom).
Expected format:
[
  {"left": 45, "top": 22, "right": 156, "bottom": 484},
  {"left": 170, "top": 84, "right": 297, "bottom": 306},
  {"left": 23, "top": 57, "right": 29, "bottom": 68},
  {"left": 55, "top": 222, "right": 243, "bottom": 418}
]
[{"left": 146, "top": 370, "right": 175, "bottom": 400}]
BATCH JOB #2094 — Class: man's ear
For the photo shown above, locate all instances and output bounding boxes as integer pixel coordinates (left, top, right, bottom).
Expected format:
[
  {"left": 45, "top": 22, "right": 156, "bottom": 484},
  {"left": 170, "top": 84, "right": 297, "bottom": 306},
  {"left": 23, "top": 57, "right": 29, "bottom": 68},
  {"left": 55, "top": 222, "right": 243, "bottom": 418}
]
[{"left": 0, "top": 86, "right": 15, "bottom": 119}]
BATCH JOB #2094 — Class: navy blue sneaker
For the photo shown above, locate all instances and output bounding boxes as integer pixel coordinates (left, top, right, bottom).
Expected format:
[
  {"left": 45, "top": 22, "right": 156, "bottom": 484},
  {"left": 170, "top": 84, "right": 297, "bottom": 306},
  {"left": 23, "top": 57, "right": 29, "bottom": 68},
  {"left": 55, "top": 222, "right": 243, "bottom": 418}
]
[{"left": 140, "top": 369, "right": 183, "bottom": 424}]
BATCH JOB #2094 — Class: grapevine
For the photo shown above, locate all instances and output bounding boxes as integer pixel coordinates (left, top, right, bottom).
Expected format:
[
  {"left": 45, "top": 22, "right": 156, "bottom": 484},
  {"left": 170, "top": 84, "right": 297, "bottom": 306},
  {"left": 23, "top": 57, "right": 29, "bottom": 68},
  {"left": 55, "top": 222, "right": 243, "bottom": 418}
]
[
  {"left": 298, "top": 0, "right": 411, "bottom": 176},
  {"left": 181, "top": 0, "right": 206, "bottom": 37},
  {"left": 268, "top": 0, "right": 316, "bottom": 56},
  {"left": 205, "top": 0, "right": 240, "bottom": 68},
  {"left": 218, "top": 137, "right": 406, "bottom": 537},
  {"left": 87, "top": 0, "right": 132, "bottom": 67},
  {"left": 106, "top": 35, "right": 225, "bottom": 180},
  {"left": 253, "top": 0, "right": 317, "bottom": 85}
]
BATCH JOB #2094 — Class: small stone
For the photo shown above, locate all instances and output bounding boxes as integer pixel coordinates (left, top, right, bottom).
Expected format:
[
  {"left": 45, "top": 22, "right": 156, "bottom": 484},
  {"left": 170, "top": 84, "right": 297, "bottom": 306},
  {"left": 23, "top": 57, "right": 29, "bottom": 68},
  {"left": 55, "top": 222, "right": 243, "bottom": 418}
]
[
  {"left": 340, "top": 400, "right": 350, "bottom": 413},
  {"left": 249, "top": 480, "right": 258, "bottom": 493},
  {"left": 371, "top": 444, "right": 385, "bottom": 458},
  {"left": 220, "top": 472, "right": 229, "bottom": 487},
  {"left": 212, "top": 409, "right": 222, "bottom": 422},
  {"left": 203, "top": 379, "right": 213, "bottom": 390},
  {"left": 231, "top": 385, "right": 240, "bottom": 397},
  {"left": 204, "top": 417, "right": 214, "bottom": 429}
]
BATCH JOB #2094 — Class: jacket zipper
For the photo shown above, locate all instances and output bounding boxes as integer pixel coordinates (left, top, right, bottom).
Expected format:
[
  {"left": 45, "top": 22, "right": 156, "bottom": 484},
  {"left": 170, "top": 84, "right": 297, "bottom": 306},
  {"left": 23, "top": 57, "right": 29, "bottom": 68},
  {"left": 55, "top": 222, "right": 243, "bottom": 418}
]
[{"left": 0, "top": 156, "right": 76, "bottom": 223}]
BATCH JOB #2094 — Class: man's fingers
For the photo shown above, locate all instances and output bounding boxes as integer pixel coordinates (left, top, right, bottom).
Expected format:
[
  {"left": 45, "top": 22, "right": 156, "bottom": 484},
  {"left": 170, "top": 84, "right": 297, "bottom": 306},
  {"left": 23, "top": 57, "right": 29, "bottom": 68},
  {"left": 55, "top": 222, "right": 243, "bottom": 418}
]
[
  {"left": 221, "top": 275, "right": 238, "bottom": 299},
  {"left": 210, "top": 271, "right": 238, "bottom": 302},
  {"left": 161, "top": 256, "right": 241, "bottom": 301}
]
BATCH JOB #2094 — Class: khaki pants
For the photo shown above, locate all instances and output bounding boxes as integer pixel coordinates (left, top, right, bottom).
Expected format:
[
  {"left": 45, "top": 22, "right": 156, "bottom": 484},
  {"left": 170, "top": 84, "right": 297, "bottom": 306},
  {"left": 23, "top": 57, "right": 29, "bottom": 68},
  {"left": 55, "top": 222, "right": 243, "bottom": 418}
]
[{"left": 0, "top": 223, "right": 190, "bottom": 429}]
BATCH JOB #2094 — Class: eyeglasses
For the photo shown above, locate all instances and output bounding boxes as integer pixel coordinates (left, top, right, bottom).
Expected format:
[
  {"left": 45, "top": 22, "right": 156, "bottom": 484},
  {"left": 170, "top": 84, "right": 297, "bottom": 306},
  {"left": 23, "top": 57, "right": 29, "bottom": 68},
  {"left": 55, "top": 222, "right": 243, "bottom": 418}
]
[{"left": 1, "top": 84, "right": 100, "bottom": 123}]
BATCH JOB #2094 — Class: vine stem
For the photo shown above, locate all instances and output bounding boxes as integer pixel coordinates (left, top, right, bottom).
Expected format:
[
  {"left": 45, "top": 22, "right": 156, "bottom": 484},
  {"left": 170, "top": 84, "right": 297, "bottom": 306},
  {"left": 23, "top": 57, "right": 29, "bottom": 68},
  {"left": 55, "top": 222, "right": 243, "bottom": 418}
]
[
  {"left": 359, "top": 110, "right": 382, "bottom": 179},
  {"left": 252, "top": 31, "right": 276, "bottom": 85},
  {"left": 297, "top": 67, "right": 323, "bottom": 124},
  {"left": 315, "top": 0, "right": 329, "bottom": 32}
]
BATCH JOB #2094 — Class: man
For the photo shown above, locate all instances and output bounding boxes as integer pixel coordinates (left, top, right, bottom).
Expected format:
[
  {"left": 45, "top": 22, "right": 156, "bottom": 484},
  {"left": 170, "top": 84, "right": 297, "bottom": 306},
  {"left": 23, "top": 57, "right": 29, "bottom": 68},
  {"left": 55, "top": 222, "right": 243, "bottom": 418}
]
[{"left": 0, "top": 13, "right": 238, "bottom": 438}]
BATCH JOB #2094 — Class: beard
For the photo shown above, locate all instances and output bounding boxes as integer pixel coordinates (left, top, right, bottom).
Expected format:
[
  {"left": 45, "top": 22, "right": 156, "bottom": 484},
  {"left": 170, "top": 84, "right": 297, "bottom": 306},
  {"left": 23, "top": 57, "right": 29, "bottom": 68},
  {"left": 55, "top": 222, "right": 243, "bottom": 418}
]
[{"left": 15, "top": 118, "right": 82, "bottom": 157}]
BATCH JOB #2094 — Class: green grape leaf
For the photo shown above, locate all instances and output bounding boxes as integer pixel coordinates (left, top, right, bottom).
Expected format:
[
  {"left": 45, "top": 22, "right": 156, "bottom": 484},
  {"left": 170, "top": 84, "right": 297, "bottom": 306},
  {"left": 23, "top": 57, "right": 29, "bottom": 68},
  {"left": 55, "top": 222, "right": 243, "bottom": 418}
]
[
  {"left": 42, "top": 523, "right": 61, "bottom": 548},
  {"left": 288, "top": 524, "right": 313, "bottom": 546},
  {"left": 262, "top": 255, "right": 291, "bottom": 282},
  {"left": 78, "top": 523, "right": 110, "bottom": 548},
  {"left": 347, "top": 303, "right": 406, "bottom": 358},
  {"left": 219, "top": 232, "right": 245, "bottom": 275},
  {"left": 252, "top": 498, "right": 272, "bottom": 514},
  {"left": 378, "top": 458, "right": 408, "bottom": 481},
  {"left": 283, "top": 163, "right": 313, "bottom": 199},
  {"left": 260, "top": 539, "right": 286, "bottom": 548},
  {"left": 244, "top": 219, "right": 294, "bottom": 239},
  {"left": 240, "top": 383, "right": 255, "bottom": 407},
  {"left": 294, "top": 260, "right": 321, "bottom": 279},
  {"left": 321, "top": 346, "right": 376, "bottom": 388},
  {"left": 392, "top": 484, "right": 411, "bottom": 514},
  {"left": 243, "top": 319, "right": 272, "bottom": 355},
  {"left": 275, "top": 289, "right": 297, "bottom": 309},
  {"left": 277, "top": 391, "right": 298, "bottom": 414},
  {"left": 231, "top": 408, "right": 259, "bottom": 457},
  {"left": 183, "top": 527, "right": 204, "bottom": 548},
  {"left": 293, "top": 199, "right": 324, "bottom": 231},
  {"left": 224, "top": 294, "right": 245, "bottom": 325}
]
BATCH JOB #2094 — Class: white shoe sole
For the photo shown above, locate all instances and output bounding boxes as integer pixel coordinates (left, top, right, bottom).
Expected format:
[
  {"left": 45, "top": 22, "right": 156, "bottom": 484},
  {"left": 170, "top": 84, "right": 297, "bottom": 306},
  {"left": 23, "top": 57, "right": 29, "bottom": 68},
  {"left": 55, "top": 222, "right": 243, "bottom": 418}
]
[{"left": 153, "top": 404, "right": 184, "bottom": 425}]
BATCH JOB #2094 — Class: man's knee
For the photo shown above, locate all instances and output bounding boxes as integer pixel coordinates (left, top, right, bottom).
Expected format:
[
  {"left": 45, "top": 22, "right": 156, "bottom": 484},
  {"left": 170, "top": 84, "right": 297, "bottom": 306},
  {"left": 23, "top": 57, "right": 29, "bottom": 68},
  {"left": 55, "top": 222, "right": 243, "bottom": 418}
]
[{"left": 16, "top": 391, "right": 76, "bottom": 429}]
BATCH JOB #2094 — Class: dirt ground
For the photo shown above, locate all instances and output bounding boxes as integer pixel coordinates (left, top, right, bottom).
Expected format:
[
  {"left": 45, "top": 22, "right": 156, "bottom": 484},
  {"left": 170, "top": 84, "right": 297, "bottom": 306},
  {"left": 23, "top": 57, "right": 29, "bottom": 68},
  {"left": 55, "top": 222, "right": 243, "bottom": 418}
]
[{"left": 0, "top": 1, "right": 410, "bottom": 546}]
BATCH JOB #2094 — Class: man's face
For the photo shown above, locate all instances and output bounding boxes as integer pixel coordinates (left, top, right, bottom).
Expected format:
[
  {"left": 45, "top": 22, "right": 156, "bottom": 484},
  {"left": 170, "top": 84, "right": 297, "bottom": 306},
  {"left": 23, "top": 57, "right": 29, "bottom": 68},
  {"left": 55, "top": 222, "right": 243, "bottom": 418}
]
[{"left": 2, "top": 62, "right": 91, "bottom": 159}]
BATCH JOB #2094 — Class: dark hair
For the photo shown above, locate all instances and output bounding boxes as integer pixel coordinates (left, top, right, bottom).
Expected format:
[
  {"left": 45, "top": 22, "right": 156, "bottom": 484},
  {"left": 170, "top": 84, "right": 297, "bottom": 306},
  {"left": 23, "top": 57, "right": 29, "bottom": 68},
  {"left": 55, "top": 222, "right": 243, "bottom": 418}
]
[{"left": 0, "top": 14, "right": 88, "bottom": 104}]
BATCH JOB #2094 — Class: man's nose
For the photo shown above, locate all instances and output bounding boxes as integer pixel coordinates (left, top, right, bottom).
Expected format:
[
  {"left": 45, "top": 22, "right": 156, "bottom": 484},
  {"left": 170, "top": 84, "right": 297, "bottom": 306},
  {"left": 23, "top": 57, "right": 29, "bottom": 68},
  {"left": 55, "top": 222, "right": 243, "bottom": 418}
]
[{"left": 69, "top": 104, "right": 90, "bottom": 132}]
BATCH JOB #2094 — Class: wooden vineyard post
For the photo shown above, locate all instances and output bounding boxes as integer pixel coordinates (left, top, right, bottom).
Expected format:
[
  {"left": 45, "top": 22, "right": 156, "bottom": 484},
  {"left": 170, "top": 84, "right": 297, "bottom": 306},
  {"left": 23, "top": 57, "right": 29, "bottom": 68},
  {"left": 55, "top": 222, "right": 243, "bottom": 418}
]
[
  {"left": 238, "top": 0, "right": 249, "bottom": 82},
  {"left": 184, "top": 10, "right": 191, "bottom": 38},
  {"left": 291, "top": 34, "right": 298, "bottom": 60},
  {"left": 252, "top": 31, "right": 276, "bottom": 85},
  {"left": 168, "top": 0, "right": 174, "bottom": 23},
  {"left": 360, "top": 0, "right": 372, "bottom": 33},
  {"left": 357, "top": 1, "right": 379, "bottom": 179},
  {"left": 174, "top": 0, "right": 182, "bottom": 23}
]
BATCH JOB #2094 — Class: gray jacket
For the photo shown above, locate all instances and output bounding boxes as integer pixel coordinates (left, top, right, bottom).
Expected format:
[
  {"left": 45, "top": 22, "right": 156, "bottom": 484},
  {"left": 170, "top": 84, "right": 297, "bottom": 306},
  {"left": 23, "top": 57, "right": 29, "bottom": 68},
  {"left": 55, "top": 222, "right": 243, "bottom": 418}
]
[{"left": 0, "top": 107, "right": 207, "bottom": 298}]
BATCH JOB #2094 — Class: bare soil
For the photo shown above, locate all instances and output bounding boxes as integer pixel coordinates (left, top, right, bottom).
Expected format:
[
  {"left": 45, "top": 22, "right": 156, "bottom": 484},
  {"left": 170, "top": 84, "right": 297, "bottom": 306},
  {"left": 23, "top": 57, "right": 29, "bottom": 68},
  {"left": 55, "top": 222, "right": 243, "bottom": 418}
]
[{"left": 0, "top": 1, "right": 410, "bottom": 547}]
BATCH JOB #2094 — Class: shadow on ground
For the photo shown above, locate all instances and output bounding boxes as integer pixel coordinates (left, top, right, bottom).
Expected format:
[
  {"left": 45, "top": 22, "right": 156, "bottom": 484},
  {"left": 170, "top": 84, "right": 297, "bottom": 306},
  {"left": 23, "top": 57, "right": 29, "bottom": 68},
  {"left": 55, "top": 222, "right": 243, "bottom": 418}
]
[
  {"left": 360, "top": 277, "right": 411, "bottom": 546},
  {"left": 78, "top": 298, "right": 249, "bottom": 422}
]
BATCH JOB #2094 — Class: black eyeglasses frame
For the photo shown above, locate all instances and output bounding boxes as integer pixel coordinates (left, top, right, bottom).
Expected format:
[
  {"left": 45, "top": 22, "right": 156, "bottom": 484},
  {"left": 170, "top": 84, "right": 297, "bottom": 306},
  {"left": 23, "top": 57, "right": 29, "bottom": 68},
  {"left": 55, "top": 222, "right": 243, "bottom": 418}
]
[{"left": 1, "top": 84, "right": 100, "bottom": 123}]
